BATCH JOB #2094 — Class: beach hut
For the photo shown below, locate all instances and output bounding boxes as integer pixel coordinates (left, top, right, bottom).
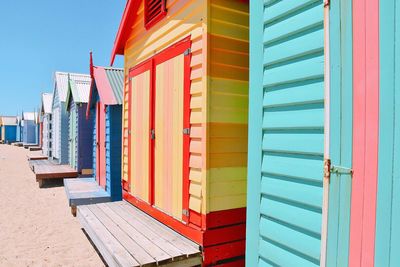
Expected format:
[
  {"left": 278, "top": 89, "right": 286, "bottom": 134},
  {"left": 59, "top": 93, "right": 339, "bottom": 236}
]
[
  {"left": 40, "top": 93, "right": 53, "bottom": 157},
  {"left": 65, "top": 73, "right": 92, "bottom": 174},
  {"left": 87, "top": 60, "right": 123, "bottom": 201},
  {"left": 0, "top": 116, "right": 18, "bottom": 144},
  {"left": 16, "top": 116, "right": 22, "bottom": 142},
  {"left": 52, "top": 72, "right": 89, "bottom": 164},
  {"left": 99, "top": 0, "right": 249, "bottom": 265},
  {"left": 21, "top": 112, "right": 38, "bottom": 145}
]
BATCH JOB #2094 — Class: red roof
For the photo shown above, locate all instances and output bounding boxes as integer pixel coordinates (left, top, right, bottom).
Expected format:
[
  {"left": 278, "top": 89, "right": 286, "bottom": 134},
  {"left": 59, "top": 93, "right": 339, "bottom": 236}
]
[{"left": 110, "top": 0, "right": 142, "bottom": 66}]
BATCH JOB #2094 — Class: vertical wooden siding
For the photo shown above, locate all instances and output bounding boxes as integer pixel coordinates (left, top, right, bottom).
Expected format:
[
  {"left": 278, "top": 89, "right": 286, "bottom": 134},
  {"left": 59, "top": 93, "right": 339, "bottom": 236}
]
[
  {"left": 208, "top": 0, "right": 249, "bottom": 213},
  {"left": 325, "top": 0, "right": 353, "bottom": 266},
  {"left": 77, "top": 104, "right": 93, "bottom": 173},
  {"left": 68, "top": 101, "right": 77, "bottom": 169},
  {"left": 247, "top": 0, "right": 325, "bottom": 266},
  {"left": 154, "top": 55, "right": 185, "bottom": 219},
  {"left": 122, "top": 0, "right": 207, "bottom": 215},
  {"left": 349, "top": 0, "right": 380, "bottom": 266},
  {"left": 375, "top": 0, "right": 400, "bottom": 266}
]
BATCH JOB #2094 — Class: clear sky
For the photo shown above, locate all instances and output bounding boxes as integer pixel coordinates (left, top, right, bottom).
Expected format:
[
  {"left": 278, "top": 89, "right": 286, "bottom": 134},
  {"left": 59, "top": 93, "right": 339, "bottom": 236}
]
[{"left": 0, "top": 0, "right": 126, "bottom": 116}]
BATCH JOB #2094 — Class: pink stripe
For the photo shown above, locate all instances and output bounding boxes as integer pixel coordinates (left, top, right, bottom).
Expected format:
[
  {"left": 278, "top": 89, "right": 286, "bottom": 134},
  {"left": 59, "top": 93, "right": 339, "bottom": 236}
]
[{"left": 349, "top": 0, "right": 380, "bottom": 266}]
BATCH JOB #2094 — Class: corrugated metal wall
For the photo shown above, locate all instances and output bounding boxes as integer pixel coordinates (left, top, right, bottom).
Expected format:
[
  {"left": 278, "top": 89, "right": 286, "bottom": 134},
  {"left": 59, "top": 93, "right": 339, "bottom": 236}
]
[
  {"left": 247, "top": 0, "right": 325, "bottom": 266},
  {"left": 375, "top": 0, "right": 400, "bottom": 266},
  {"left": 207, "top": 0, "right": 249, "bottom": 213}
]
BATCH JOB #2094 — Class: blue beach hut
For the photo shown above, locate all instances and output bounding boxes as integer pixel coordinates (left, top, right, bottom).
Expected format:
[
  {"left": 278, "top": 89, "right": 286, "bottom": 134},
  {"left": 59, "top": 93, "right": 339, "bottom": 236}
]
[
  {"left": 0, "top": 116, "right": 18, "bottom": 144},
  {"left": 22, "top": 112, "right": 38, "bottom": 145}
]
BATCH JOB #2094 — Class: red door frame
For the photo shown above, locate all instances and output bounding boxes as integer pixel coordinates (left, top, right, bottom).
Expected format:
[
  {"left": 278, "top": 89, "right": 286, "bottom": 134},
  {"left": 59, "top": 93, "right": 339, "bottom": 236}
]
[{"left": 126, "top": 36, "right": 194, "bottom": 238}]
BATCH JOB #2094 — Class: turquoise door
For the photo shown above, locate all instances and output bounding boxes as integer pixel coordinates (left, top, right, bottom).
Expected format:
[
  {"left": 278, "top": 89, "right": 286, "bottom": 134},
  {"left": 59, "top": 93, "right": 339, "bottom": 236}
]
[
  {"left": 69, "top": 107, "right": 77, "bottom": 170},
  {"left": 325, "top": 0, "right": 353, "bottom": 266},
  {"left": 247, "top": 1, "right": 325, "bottom": 266}
]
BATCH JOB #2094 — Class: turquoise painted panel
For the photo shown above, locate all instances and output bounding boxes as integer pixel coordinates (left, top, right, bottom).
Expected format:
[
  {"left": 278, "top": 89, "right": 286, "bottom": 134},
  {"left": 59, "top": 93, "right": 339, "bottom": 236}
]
[
  {"left": 375, "top": 0, "right": 400, "bottom": 266},
  {"left": 247, "top": 0, "right": 324, "bottom": 265},
  {"left": 325, "top": 0, "right": 353, "bottom": 266}
]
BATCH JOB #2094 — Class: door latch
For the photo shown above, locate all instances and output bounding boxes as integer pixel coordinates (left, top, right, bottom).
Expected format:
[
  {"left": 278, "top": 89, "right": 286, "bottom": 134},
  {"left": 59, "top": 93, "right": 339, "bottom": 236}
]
[
  {"left": 182, "top": 209, "right": 189, "bottom": 217},
  {"left": 150, "top": 129, "right": 155, "bottom": 140},
  {"left": 183, "top": 128, "right": 190, "bottom": 135}
]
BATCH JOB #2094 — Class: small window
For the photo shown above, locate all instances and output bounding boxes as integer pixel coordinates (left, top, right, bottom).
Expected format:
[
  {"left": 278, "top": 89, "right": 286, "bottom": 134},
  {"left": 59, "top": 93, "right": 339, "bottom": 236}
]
[{"left": 144, "top": 0, "right": 167, "bottom": 29}]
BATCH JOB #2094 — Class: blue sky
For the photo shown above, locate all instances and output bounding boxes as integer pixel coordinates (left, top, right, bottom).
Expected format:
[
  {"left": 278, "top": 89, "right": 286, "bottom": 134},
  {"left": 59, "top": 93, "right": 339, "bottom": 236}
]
[{"left": 0, "top": 0, "right": 126, "bottom": 116}]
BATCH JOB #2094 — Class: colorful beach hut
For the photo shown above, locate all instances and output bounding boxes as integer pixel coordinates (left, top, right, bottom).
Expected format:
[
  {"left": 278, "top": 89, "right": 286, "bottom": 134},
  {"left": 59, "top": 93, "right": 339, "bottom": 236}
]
[
  {"left": 0, "top": 116, "right": 18, "bottom": 144},
  {"left": 21, "top": 112, "right": 38, "bottom": 145},
  {"left": 40, "top": 93, "right": 53, "bottom": 157},
  {"left": 87, "top": 61, "right": 123, "bottom": 201},
  {"left": 247, "top": 1, "right": 400, "bottom": 267},
  {"left": 90, "top": 0, "right": 250, "bottom": 265},
  {"left": 65, "top": 74, "right": 92, "bottom": 174}
]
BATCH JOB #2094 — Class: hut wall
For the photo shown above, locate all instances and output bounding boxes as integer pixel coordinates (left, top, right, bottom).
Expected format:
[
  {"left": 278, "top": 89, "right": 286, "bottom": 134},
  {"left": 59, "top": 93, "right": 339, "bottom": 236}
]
[
  {"left": 23, "top": 120, "right": 37, "bottom": 144},
  {"left": 374, "top": 0, "right": 399, "bottom": 266},
  {"left": 42, "top": 114, "right": 52, "bottom": 157},
  {"left": 4, "top": 126, "right": 17, "bottom": 143},
  {"left": 106, "top": 105, "right": 122, "bottom": 201},
  {"left": 68, "top": 99, "right": 78, "bottom": 169},
  {"left": 247, "top": 1, "right": 325, "bottom": 266},
  {"left": 207, "top": 0, "right": 249, "bottom": 213}
]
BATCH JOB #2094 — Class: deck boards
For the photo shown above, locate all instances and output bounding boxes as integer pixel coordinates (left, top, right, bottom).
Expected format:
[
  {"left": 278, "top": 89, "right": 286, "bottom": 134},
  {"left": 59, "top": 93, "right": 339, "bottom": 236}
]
[
  {"left": 30, "top": 159, "right": 78, "bottom": 180},
  {"left": 29, "top": 146, "right": 42, "bottom": 151},
  {"left": 64, "top": 178, "right": 111, "bottom": 207},
  {"left": 27, "top": 154, "right": 48, "bottom": 161},
  {"left": 77, "top": 201, "right": 202, "bottom": 267}
]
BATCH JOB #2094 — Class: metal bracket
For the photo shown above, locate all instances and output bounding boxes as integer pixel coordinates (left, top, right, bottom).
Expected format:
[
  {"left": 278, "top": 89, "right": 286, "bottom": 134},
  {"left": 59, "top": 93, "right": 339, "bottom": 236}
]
[
  {"left": 150, "top": 129, "right": 155, "bottom": 140},
  {"left": 324, "top": 0, "right": 330, "bottom": 7},
  {"left": 330, "top": 165, "right": 353, "bottom": 175},
  {"left": 128, "top": 130, "right": 132, "bottom": 135},
  {"left": 182, "top": 209, "right": 189, "bottom": 217},
  {"left": 184, "top": 48, "right": 191, "bottom": 56},
  {"left": 324, "top": 159, "right": 331, "bottom": 181},
  {"left": 183, "top": 128, "right": 190, "bottom": 135}
]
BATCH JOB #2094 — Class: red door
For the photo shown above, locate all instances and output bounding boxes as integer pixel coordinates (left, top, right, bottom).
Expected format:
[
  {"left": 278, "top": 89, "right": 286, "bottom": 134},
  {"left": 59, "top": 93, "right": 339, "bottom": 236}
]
[{"left": 96, "top": 102, "right": 106, "bottom": 188}]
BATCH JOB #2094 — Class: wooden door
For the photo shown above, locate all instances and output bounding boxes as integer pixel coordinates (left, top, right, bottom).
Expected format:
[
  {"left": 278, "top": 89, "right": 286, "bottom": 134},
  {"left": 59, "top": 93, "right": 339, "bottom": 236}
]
[
  {"left": 129, "top": 61, "right": 152, "bottom": 203},
  {"left": 69, "top": 107, "right": 77, "bottom": 169},
  {"left": 96, "top": 102, "right": 106, "bottom": 188},
  {"left": 53, "top": 107, "right": 60, "bottom": 159}
]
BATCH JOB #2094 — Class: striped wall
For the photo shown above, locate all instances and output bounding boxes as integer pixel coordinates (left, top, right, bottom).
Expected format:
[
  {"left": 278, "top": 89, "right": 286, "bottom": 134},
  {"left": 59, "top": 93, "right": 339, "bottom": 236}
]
[
  {"left": 122, "top": 0, "right": 207, "bottom": 216},
  {"left": 207, "top": 0, "right": 249, "bottom": 213}
]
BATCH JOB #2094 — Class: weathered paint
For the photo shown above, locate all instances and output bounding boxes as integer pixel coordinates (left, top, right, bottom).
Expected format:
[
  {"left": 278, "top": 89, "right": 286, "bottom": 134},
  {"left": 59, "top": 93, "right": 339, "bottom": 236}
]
[
  {"left": 375, "top": 0, "right": 400, "bottom": 266},
  {"left": 247, "top": 0, "right": 325, "bottom": 266},
  {"left": 325, "top": 0, "right": 353, "bottom": 266}
]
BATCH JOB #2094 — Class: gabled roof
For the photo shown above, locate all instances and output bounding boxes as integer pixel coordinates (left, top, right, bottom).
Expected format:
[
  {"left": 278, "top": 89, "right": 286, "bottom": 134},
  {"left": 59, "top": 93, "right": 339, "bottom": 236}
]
[
  {"left": 0, "top": 116, "right": 18, "bottom": 126},
  {"left": 110, "top": 0, "right": 141, "bottom": 65},
  {"left": 93, "top": 66, "right": 124, "bottom": 105},
  {"left": 65, "top": 73, "right": 91, "bottom": 111},
  {"left": 41, "top": 93, "right": 53, "bottom": 114},
  {"left": 22, "top": 112, "right": 37, "bottom": 121},
  {"left": 54, "top": 72, "right": 90, "bottom": 103}
]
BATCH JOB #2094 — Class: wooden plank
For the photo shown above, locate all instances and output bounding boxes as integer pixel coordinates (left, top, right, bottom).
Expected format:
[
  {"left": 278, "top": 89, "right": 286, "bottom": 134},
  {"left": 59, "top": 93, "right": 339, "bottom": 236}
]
[
  {"left": 27, "top": 155, "right": 48, "bottom": 161},
  {"left": 119, "top": 202, "right": 200, "bottom": 254},
  {"left": 29, "top": 146, "right": 42, "bottom": 151},
  {"left": 97, "top": 203, "right": 173, "bottom": 263},
  {"left": 88, "top": 205, "right": 155, "bottom": 265},
  {"left": 109, "top": 203, "right": 187, "bottom": 258},
  {"left": 78, "top": 205, "right": 139, "bottom": 267}
]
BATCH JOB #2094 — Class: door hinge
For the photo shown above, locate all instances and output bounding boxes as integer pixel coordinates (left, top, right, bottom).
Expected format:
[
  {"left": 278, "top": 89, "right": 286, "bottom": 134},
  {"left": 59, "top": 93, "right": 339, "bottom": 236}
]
[
  {"left": 150, "top": 129, "right": 155, "bottom": 140},
  {"left": 182, "top": 209, "right": 189, "bottom": 217},
  {"left": 183, "top": 128, "right": 190, "bottom": 135},
  {"left": 128, "top": 130, "right": 131, "bottom": 135},
  {"left": 324, "top": 0, "right": 330, "bottom": 7},
  {"left": 184, "top": 48, "right": 191, "bottom": 56}
]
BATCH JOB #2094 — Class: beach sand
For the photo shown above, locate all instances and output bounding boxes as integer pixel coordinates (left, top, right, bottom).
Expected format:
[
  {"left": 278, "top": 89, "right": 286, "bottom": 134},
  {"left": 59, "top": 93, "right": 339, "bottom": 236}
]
[{"left": 0, "top": 144, "right": 104, "bottom": 267}]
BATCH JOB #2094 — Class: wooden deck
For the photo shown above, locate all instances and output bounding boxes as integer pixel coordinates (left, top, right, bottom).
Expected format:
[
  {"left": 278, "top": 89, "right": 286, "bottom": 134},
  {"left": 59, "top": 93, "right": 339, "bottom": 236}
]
[
  {"left": 27, "top": 154, "right": 48, "bottom": 161},
  {"left": 77, "top": 201, "right": 202, "bottom": 267},
  {"left": 29, "top": 146, "right": 42, "bottom": 151},
  {"left": 12, "top": 142, "right": 23, "bottom": 147},
  {"left": 23, "top": 143, "right": 37, "bottom": 149},
  {"left": 64, "top": 178, "right": 111, "bottom": 216},
  {"left": 29, "top": 160, "right": 78, "bottom": 187}
]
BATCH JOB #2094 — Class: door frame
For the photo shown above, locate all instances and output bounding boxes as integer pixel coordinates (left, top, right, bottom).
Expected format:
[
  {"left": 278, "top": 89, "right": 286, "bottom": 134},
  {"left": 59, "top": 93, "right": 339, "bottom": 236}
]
[{"left": 126, "top": 36, "right": 193, "bottom": 226}]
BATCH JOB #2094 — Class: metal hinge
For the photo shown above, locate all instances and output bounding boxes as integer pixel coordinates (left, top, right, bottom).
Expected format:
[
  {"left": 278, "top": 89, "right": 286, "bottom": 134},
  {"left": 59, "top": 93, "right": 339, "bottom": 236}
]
[
  {"left": 324, "top": 159, "right": 331, "bottom": 181},
  {"left": 184, "top": 48, "right": 191, "bottom": 56},
  {"left": 324, "top": 0, "right": 330, "bottom": 7},
  {"left": 182, "top": 209, "right": 189, "bottom": 216},
  {"left": 183, "top": 128, "right": 190, "bottom": 135},
  {"left": 150, "top": 129, "right": 155, "bottom": 140},
  {"left": 128, "top": 130, "right": 131, "bottom": 135},
  {"left": 331, "top": 165, "right": 353, "bottom": 175}
]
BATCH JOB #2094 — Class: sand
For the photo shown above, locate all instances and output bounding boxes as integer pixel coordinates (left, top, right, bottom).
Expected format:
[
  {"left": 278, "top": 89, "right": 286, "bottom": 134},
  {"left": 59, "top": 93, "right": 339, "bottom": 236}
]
[{"left": 0, "top": 145, "right": 104, "bottom": 267}]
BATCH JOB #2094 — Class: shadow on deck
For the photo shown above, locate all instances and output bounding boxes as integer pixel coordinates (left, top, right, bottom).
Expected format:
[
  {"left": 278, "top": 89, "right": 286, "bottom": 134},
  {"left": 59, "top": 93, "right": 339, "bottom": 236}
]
[{"left": 29, "top": 159, "right": 78, "bottom": 188}]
